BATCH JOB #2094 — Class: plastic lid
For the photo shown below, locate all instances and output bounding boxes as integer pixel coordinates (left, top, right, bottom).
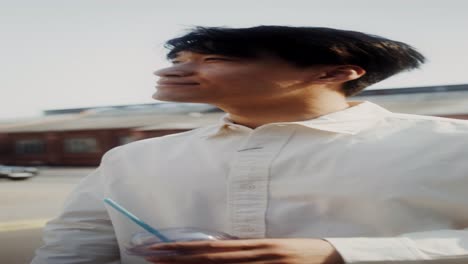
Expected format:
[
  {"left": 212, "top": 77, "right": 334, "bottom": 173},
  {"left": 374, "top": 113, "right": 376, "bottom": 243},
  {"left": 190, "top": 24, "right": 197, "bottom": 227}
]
[{"left": 125, "top": 227, "right": 237, "bottom": 257}]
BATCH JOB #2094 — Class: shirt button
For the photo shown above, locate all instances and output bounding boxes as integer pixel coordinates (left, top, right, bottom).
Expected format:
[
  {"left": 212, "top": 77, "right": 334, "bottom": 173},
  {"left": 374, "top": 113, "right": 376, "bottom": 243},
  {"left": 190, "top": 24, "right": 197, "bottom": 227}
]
[{"left": 240, "top": 183, "right": 256, "bottom": 190}]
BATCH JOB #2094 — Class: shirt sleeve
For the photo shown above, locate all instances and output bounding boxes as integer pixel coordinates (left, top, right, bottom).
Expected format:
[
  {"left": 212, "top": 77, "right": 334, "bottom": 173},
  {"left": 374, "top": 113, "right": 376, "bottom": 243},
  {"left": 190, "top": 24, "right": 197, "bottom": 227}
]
[
  {"left": 30, "top": 166, "right": 120, "bottom": 264},
  {"left": 324, "top": 228, "right": 468, "bottom": 263}
]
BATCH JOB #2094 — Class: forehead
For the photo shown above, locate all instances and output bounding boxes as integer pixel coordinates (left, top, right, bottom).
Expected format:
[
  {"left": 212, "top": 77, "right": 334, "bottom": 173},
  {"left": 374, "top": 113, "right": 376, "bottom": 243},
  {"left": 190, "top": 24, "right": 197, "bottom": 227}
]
[
  {"left": 173, "top": 51, "right": 211, "bottom": 59},
  {"left": 173, "top": 50, "right": 249, "bottom": 60}
]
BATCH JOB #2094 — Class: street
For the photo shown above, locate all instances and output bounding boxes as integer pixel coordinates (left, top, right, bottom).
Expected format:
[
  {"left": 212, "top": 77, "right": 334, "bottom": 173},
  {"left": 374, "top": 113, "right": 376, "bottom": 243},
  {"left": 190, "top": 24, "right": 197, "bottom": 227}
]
[{"left": 0, "top": 167, "right": 95, "bottom": 264}]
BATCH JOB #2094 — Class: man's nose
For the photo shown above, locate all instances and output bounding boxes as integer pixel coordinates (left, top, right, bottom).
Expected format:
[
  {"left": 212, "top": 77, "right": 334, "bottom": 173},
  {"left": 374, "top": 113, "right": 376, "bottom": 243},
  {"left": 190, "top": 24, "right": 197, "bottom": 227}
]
[{"left": 153, "top": 66, "right": 192, "bottom": 77}]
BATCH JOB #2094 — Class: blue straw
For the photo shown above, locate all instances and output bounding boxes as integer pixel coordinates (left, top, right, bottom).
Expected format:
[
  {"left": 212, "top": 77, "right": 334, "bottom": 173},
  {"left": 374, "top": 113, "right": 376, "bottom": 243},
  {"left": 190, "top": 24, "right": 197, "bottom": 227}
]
[{"left": 104, "top": 198, "right": 171, "bottom": 242}]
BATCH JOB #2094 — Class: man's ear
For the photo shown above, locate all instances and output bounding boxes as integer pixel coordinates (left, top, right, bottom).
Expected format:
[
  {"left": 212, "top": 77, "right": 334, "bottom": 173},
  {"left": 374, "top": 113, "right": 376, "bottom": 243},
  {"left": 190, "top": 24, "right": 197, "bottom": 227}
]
[{"left": 316, "top": 65, "right": 366, "bottom": 83}]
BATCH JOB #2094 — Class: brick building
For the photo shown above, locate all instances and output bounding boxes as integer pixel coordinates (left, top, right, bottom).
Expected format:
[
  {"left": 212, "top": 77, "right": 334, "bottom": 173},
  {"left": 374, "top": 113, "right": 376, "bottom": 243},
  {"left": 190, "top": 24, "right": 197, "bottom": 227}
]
[{"left": 0, "top": 103, "right": 224, "bottom": 166}]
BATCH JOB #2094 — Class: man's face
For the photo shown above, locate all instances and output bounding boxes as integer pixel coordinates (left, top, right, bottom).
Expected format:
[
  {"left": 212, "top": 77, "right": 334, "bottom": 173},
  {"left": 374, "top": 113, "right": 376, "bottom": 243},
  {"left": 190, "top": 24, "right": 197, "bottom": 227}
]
[{"left": 153, "top": 51, "right": 322, "bottom": 105}]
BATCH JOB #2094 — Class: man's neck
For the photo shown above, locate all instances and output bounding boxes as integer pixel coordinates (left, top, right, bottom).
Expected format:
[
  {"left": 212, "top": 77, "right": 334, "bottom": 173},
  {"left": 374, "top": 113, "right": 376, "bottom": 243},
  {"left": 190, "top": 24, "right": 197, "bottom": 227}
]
[{"left": 215, "top": 91, "right": 351, "bottom": 129}]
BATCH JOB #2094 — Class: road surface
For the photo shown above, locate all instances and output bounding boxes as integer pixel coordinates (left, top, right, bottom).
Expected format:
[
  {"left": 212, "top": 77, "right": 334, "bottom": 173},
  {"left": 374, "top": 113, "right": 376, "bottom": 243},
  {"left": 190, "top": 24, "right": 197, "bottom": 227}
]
[{"left": 0, "top": 167, "right": 95, "bottom": 264}]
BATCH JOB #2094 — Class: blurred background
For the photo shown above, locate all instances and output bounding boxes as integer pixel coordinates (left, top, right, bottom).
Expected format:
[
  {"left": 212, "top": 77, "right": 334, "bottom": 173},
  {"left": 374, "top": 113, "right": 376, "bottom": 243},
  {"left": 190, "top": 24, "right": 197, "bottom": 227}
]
[{"left": 1, "top": 0, "right": 467, "bottom": 263}]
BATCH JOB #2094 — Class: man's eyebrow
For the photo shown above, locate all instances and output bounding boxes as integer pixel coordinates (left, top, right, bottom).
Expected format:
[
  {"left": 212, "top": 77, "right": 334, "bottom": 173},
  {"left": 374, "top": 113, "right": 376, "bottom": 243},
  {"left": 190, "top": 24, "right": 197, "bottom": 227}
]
[{"left": 170, "top": 55, "right": 242, "bottom": 62}]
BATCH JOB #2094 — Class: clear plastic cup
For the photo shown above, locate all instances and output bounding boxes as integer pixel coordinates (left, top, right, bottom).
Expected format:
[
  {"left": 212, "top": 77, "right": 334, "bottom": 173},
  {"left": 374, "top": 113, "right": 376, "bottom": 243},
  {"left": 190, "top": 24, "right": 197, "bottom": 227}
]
[{"left": 125, "top": 227, "right": 238, "bottom": 257}]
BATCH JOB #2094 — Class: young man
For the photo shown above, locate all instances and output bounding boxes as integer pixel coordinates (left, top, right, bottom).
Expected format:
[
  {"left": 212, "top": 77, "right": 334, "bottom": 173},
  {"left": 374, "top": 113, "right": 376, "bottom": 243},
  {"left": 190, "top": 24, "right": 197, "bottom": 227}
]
[{"left": 32, "top": 26, "right": 468, "bottom": 264}]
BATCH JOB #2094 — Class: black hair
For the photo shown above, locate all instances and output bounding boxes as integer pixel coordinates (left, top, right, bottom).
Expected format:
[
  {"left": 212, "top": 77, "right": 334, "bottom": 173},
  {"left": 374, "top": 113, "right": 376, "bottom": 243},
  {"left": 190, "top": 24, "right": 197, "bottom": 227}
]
[{"left": 164, "top": 25, "right": 426, "bottom": 96}]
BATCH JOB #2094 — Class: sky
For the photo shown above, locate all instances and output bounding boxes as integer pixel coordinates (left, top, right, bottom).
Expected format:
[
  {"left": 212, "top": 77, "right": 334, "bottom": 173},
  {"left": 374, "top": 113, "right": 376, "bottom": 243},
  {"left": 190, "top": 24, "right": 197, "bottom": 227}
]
[{"left": 1, "top": 0, "right": 467, "bottom": 120}]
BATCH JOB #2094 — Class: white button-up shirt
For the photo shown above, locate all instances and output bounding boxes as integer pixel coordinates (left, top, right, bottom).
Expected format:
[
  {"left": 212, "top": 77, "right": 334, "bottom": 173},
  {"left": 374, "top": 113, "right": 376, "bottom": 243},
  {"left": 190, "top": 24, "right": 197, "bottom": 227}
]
[{"left": 32, "top": 101, "right": 468, "bottom": 264}]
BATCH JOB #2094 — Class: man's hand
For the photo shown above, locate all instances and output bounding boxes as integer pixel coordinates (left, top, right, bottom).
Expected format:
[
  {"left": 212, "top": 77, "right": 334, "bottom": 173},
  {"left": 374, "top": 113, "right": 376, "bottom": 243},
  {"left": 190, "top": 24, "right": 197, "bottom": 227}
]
[{"left": 144, "top": 238, "right": 344, "bottom": 264}]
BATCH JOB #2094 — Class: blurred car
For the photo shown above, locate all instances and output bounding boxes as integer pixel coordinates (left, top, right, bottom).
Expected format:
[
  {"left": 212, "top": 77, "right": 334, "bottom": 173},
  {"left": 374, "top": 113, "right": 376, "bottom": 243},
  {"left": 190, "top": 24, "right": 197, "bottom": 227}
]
[{"left": 0, "top": 165, "right": 39, "bottom": 180}]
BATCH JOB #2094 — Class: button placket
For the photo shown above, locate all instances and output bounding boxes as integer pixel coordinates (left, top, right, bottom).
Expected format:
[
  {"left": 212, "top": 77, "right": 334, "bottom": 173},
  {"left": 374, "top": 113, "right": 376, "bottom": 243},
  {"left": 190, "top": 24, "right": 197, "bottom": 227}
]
[{"left": 227, "top": 127, "right": 296, "bottom": 238}]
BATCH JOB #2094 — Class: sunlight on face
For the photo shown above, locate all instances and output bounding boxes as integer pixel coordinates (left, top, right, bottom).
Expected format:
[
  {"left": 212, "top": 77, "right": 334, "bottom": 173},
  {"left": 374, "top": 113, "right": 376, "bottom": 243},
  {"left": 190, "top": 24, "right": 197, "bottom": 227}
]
[{"left": 152, "top": 51, "right": 323, "bottom": 105}]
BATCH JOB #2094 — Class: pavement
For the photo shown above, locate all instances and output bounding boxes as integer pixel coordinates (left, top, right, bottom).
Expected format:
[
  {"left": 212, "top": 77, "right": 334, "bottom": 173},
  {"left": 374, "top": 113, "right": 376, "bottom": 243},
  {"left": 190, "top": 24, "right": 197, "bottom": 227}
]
[{"left": 0, "top": 167, "right": 95, "bottom": 264}]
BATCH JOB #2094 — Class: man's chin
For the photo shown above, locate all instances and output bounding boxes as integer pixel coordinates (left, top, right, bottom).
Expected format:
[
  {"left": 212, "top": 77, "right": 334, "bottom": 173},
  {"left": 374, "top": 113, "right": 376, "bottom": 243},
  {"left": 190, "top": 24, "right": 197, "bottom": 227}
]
[{"left": 152, "top": 92, "right": 208, "bottom": 104}]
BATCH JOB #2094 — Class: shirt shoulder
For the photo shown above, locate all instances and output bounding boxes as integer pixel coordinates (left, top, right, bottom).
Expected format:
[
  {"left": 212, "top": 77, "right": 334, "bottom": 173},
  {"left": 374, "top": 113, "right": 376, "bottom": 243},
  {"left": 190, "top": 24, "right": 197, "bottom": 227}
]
[
  {"left": 100, "top": 124, "right": 218, "bottom": 162},
  {"left": 387, "top": 112, "right": 468, "bottom": 129},
  {"left": 381, "top": 112, "right": 468, "bottom": 140},
  {"left": 390, "top": 112, "right": 468, "bottom": 123}
]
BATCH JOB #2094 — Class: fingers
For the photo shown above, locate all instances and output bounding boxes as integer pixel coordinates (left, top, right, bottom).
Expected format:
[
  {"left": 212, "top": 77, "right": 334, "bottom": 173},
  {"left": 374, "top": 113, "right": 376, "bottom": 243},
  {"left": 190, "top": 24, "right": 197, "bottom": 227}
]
[
  {"left": 149, "top": 239, "right": 273, "bottom": 251},
  {"left": 147, "top": 261, "right": 283, "bottom": 264},
  {"left": 229, "top": 261, "right": 285, "bottom": 264},
  {"left": 145, "top": 248, "right": 284, "bottom": 264},
  {"left": 148, "top": 261, "right": 284, "bottom": 264}
]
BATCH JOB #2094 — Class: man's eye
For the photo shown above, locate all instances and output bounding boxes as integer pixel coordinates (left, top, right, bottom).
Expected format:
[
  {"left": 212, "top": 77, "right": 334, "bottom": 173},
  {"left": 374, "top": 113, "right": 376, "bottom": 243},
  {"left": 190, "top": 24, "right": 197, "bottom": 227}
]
[{"left": 205, "top": 58, "right": 230, "bottom": 61}]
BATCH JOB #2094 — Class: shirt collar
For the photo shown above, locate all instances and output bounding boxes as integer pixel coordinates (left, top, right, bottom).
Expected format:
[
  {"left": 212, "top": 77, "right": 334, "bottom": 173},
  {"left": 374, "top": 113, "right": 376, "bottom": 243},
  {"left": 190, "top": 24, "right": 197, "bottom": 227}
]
[{"left": 201, "top": 101, "right": 392, "bottom": 138}]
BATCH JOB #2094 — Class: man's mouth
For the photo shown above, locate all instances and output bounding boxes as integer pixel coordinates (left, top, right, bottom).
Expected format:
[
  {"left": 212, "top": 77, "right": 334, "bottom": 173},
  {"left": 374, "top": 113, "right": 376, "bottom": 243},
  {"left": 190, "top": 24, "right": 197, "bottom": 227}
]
[{"left": 156, "top": 81, "right": 200, "bottom": 86}]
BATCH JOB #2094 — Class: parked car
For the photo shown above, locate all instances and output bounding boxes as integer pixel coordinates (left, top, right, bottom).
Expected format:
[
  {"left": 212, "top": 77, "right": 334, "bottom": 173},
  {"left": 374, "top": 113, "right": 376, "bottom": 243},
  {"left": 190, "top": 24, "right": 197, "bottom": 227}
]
[{"left": 0, "top": 165, "right": 39, "bottom": 180}]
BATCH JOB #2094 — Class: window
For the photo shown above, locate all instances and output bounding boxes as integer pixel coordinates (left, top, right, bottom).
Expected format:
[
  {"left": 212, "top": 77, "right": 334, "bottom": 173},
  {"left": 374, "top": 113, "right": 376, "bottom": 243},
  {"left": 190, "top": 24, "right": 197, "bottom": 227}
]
[
  {"left": 15, "top": 139, "right": 46, "bottom": 155},
  {"left": 118, "top": 136, "right": 136, "bottom": 145},
  {"left": 64, "top": 137, "right": 99, "bottom": 153}
]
